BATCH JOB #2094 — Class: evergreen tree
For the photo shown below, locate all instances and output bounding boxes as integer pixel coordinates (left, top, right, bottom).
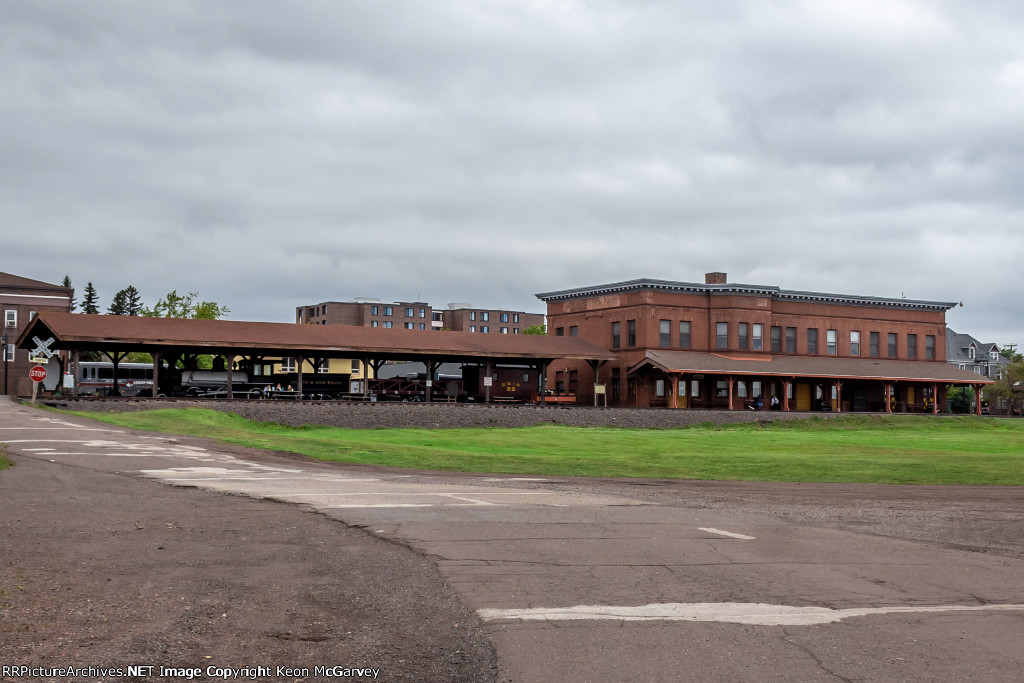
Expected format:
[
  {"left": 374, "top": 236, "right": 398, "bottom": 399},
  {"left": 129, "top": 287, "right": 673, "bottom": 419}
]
[
  {"left": 123, "top": 285, "right": 143, "bottom": 316},
  {"left": 109, "top": 286, "right": 144, "bottom": 316},
  {"left": 61, "top": 275, "right": 76, "bottom": 312},
  {"left": 108, "top": 289, "right": 129, "bottom": 316},
  {"left": 82, "top": 282, "right": 100, "bottom": 315}
]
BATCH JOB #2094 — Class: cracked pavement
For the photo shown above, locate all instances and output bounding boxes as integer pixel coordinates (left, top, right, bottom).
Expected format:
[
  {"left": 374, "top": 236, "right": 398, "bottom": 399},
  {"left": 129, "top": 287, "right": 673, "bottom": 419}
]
[{"left": 3, "top": 398, "right": 1024, "bottom": 682}]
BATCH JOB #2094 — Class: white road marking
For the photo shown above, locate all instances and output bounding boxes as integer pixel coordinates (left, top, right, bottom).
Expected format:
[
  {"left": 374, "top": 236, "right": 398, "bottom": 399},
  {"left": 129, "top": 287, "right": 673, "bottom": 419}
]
[
  {"left": 484, "top": 477, "right": 550, "bottom": 482},
  {"left": 700, "top": 527, "right": 756, "bottom": 540},
  {"left": 477, "top": 602, "right": 1024, "bottom": 626},
  {"left": 328, "top": 504, "right": 434, "bottom": 509},
  {"left": 0, "top": 427, "right": 111, "bottom": 431}
]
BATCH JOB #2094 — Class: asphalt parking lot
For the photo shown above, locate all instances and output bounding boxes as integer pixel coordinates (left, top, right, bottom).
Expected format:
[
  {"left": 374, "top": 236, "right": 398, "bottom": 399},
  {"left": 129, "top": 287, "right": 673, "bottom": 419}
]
[{"left": 3, "top": 397, "right": 1024, "bottom": 682}]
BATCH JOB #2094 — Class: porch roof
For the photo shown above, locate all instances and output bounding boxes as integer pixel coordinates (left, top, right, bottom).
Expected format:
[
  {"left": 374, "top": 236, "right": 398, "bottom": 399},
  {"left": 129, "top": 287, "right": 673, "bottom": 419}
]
[{"left": 631, "top": 350, "right": 993, "bottom": 384}]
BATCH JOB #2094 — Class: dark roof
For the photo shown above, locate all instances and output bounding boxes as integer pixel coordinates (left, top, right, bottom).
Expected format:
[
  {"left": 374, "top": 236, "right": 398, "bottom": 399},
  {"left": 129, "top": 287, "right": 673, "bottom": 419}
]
[
  {"left": 536, "top": 278, "right": 956, "bottom": 312},
  {"left": 18, "top": 312, "right": 615, "bottom": 363},
  {"left": 632, "top": 350, "right": 993, "bottom": 384},
  {"left": 0, "top": 272, "right": 72, "bottom": 294}
]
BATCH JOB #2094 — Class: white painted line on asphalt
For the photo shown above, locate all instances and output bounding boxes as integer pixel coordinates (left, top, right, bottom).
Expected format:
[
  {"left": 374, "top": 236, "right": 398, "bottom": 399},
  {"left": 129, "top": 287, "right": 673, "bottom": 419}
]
[
  {"left": 0, "top": 427, "right": 111, "bottom": 431},
  {"left": 477, "top": 602, "right": 1024, "bottom": 626},
  {"left": 21, "top": 448, "right": 56, "bottom": 452},
  {"left": 443, "top": 494, "right": 497, "bottom": 506},
  {"left": 700, "top": 527, "right": 756, "bottom": 540},
  {"left": 484, "top": 478, "right": 550, "bottom": 482},
  {"left": 327, "top": 504, "right": 434, "bottom": 509}
]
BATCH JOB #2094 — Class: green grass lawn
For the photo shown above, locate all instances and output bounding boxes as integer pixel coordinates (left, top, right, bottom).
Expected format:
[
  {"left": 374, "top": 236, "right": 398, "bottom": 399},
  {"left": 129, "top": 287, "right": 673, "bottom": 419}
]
[{"left": 66, "top": 408, "right": 1024, "bottom": 485}]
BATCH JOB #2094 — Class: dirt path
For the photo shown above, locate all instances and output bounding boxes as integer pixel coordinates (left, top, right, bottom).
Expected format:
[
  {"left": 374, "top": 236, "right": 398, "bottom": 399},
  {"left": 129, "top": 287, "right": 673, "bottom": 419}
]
[{"left": 0, "top": 456, "right": 496, "bottom": 682}]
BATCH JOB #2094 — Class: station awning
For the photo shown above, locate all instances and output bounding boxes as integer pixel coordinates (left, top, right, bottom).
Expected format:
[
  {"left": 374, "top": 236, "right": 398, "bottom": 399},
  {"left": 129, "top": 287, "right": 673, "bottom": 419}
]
[{"left": 630, "top": 350, "right": 993, "bottom": 384}]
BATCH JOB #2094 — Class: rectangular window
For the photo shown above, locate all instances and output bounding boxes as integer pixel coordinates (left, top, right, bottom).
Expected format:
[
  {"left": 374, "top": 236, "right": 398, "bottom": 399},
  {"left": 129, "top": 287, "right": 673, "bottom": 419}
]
[
  {"left": 659, "top": 320, "right": 671, "bottom": 347},
  {"left": 627, "top": 320, "right": 636, "bottom": 346},
  {"left": 888, "top": 332, "right": 898, "bottom": 358},
  {"left": 3, "top": 310, "right": 14, "bottom": 328},
  {"left": 470, "top": 325, "right": 476, "bottom": 332},
  {"left": 826, "top": 329, "right": 838, "bottom": 355},
  {"left": 4, "top": 343, "right": 13, "bottom": 362},
  {"left": 481, "top": 326, "right": 489, "bottom": 333},
  {"left": 907, "top": 334, "right": 917, "bottom": 359},
  {"left": 807, "top": 328, "right": 818, "bottom": 354},
  {"left": 513, "top": 328, "right": 519, "bottom": 334},
  {"left": 470, "top": 312, "right": 476, "bottom": 321},
  {"left": 500, "top": 327, "right": 508, "bottom": 334},
  {"left": 555, "top": 327, "right": 564, "bottom": 336},
  {"left": 611, "top": 368, "right": 621, "bottom": 399},
  {"left": 570, "top": 326, "right": 578, "bottom": 337},
  {"left": 770, "top": 326, "right": 781, "bottom": 353},
  {"left": 384, "top": 321, "right": 393, "bottom": 328},
  {"left": 351, "top": 360, "right": 360, "bottom": 372},
  {"left": 404, "top": 322, "right": 414, "bottom": 329},
  {"left": 926, "top": 335, "right": 935, "bottom": 360},
  {"left": 419, "top": 323, "right": 425, "bottom": 330},
  {"left": 281, "top": 357, "right": 296, "bottom": 372},
  {"left": 612, "top": 322, "right": 620, "bottom": 349},
  {"left": 514, "top": 314, "right": 519, "bottom": 323},
  {"left": 752, "top": 324, "right": 763, "bottom": 350},
  {"left": 785, "top": 327, "right": 796, "bottom": 354},
  {"left": 850, "top": 331, "right": 860, "bottom": 356},
  {"left": 419, "top": 308, "right": 426, "bottom": 318},
  {"left": 317, "top": 360, "right": 330, "bottom": 374},
  {"left": 500, "top": 313, "right": 509, "bottom": 323},
  {"left": 737, "top": 381, "right": 748, "bottom": 398},
  {"left": 383, "top": 306, "right": 392, "bottom": 316},
  {"left": 716, "top": 322, "right": 728, "bottom": 349},
  {"left": 870, "top": 332, "right": 880, "bottom": 357},
  {"left": 371, "top": 320, "right": 378, "bottom": 327},
  {"left": 371, "top": 305, "right": 378, "bottom": 316},
  {"left": 738, "top": 323, "right": 748, "bottom": 350},
  {"left": 679, "top": 321, "right": 691, "bottom": 349},
  {"left": 481, "top": 312, "right": 489, "bottom": 321},
  {"left": 405, "top": 307, "right": 414, "bottom": 317}
]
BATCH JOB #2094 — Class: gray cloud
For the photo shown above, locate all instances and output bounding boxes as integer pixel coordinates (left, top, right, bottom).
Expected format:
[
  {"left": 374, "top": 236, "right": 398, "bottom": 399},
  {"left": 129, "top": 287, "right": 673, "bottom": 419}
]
[{"left": 2, "top": 0, "right": 1022, "bottom": 346}]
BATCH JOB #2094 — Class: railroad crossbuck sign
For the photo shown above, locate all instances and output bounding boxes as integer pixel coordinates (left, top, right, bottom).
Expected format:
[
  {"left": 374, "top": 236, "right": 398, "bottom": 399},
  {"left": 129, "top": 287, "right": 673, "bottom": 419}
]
[
  {"left": 29, "top": 336, "right": 56, "bottom": 364},
  {"left": 29, "top": 366, "right": 46, "bottom": 382}
]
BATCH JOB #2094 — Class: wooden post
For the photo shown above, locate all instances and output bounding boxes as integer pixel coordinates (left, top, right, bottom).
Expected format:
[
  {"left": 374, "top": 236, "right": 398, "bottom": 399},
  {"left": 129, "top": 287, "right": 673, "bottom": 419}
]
[
  {"left": 425, "top": 356, "right": 432, "bottom": 403},
  {"left": 151, "top": 351, "right": 161, "bottom": 398},
  {"left": 72, "top": 348, "right": 80, "bottom": 397},
  {"left": 835, "top": 380, "right": 842, "bottom": 413},
  {"left": 225, "top": 354, "right": 235, "bottom": 399},
  {"left": 975, "top": 384, "right": 983, "bottom": 415},
  {"left": 295, "top": 355, "right": 303, "bottom": 399},
  {"left": 932, "top": 383, "right": 939, "bottom": 415},
  {"left": 727, "top": 375, "right": 734, "bottom": 410},
  {"left": 783, "top": 379, "right": 791, "bottom": 411},
  {"left": 484, "top": 361, "right": 492, "bottom": 403},
  {"left": 671, "top": 374, "right": 679, "bottom": 409}
]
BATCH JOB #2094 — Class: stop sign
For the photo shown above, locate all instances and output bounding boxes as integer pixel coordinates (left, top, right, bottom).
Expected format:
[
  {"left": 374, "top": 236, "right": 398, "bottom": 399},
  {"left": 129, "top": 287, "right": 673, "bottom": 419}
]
[{"left": 29, "top": 366, "right": 47, "bottom": 382}]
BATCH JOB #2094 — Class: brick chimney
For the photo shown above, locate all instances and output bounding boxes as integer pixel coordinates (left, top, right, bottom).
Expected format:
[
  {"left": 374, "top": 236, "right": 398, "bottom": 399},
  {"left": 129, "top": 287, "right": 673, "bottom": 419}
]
[{"left": 705, "top": 272, "right": 727, "bottom": 285}]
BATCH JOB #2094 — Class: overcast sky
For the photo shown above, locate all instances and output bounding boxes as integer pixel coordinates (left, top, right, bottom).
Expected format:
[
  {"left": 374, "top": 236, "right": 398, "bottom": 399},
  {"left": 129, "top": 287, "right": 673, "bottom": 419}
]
[{"left": 2, "top": 1, "right": 1022, "bottom": 347}]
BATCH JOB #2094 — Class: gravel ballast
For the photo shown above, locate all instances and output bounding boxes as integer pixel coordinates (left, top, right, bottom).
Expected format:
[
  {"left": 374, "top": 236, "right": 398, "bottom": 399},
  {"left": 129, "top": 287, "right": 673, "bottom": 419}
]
[{"left": 45, "top": 398, "right": 835, "bottom": 429}]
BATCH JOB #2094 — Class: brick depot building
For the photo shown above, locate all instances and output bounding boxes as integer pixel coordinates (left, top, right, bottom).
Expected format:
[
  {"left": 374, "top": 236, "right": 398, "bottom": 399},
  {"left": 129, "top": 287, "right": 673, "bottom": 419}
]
[{"left": 536, "top": 273, "right": 990, "bottom": 413}]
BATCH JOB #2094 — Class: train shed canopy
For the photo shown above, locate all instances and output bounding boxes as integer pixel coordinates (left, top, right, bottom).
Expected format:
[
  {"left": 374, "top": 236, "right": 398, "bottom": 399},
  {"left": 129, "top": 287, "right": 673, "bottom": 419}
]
[{"left": 17, "top": 312, "right": 616, "bottom": 365}]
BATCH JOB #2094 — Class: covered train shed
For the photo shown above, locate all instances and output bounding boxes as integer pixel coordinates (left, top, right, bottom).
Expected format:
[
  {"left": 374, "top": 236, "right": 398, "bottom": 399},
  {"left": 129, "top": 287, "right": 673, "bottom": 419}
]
[{"left": 17, "top": 312, "right": 614, "bottom": 403}]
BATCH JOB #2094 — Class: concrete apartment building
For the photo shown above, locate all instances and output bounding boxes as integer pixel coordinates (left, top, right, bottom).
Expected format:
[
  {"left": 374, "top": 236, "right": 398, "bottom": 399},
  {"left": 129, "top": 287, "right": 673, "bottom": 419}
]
[
  {"left": 537, "top": 272, "right": 987, "bottom": 412},
  {"left": 2, "top": 272, "right": 74, "bottom": 396}
]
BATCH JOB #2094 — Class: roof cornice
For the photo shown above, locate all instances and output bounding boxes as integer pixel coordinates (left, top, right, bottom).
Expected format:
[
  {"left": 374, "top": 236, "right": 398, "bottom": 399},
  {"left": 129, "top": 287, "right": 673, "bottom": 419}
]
[{"left": 536, "top": 279, "right": 956, "bottom": 312}]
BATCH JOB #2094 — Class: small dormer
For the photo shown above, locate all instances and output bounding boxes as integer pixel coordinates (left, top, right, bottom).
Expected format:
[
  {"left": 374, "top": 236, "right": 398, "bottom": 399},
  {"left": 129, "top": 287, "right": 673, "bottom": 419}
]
[
  {"left": 968, "top": 342, "right": 976, "bottom": 360},
  {"left": 990, "top": 348, "right": 999, "bottom": 361}
]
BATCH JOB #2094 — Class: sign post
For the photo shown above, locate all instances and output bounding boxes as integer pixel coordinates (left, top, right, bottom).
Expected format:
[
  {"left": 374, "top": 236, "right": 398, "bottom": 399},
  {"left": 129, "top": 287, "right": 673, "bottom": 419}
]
[{"left": 29, "top": 365, "right": 46, "bottom": 404}]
